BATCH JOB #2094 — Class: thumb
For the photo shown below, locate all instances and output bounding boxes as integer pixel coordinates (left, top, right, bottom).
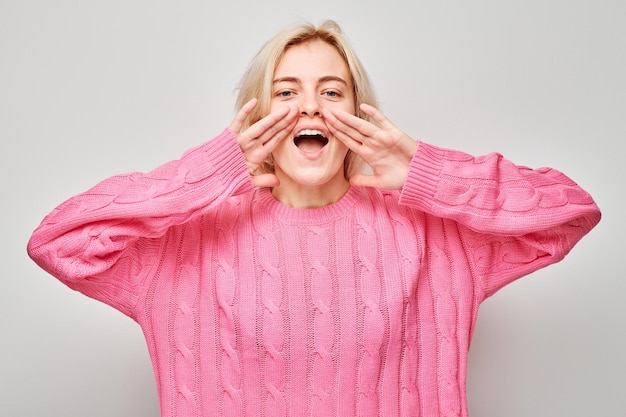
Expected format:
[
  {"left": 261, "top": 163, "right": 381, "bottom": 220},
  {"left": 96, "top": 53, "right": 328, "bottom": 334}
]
[
  {"left": 349, "top": 173, "right": 379, "bottom": 189},
  {"left": 251, "top": 173, "right": 280, "bottom": 188}
]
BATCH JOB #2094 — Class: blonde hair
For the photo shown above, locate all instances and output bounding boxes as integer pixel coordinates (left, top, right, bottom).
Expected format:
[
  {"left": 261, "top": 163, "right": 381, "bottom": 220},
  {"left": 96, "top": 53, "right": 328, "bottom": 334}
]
[{"left": 235, "top": 20, "right": 378, "bottom": 177}]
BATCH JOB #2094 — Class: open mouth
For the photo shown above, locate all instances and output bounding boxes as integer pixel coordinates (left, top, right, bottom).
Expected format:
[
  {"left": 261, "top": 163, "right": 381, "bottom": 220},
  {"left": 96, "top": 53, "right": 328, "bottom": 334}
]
[{"left": 294, "top": 129, "right": 329, "bottom": 153}]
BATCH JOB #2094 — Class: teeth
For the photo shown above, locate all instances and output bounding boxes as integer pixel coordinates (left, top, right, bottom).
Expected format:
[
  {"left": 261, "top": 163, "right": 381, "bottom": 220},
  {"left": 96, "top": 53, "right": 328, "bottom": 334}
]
[{"left": 296, "top": 129, "right": 326, "bottom": 138}]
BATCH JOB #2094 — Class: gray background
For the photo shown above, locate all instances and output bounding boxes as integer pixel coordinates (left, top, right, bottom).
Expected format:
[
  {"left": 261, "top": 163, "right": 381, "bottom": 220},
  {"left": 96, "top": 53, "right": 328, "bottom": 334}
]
[{"left": 1, "top": 0, "right": 624, "bottom": 416}]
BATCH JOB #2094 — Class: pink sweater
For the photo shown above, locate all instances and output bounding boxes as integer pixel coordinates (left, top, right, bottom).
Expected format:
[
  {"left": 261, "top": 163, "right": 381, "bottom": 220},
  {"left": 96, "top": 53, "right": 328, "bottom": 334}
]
[{"left": 27, "top": 129, "right": 600, "bottom": 417}]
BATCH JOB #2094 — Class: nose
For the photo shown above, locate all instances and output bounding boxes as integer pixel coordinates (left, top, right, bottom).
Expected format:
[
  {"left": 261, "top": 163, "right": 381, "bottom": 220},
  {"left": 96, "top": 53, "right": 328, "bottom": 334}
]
[{"left": 299, "top": 92, "right": 321, "bottom": 117}]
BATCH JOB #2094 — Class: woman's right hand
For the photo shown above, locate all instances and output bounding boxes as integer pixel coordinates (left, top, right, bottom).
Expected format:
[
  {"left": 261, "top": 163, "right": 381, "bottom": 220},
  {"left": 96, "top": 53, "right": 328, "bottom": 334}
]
[{"left": 229, "top": 98, "right": 298, "bottom": 188}]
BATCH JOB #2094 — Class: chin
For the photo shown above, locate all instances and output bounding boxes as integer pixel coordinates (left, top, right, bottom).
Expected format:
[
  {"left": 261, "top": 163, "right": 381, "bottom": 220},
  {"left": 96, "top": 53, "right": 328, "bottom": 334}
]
[{"left": 292, "top": 171, "right": 343, "bottom": 187}]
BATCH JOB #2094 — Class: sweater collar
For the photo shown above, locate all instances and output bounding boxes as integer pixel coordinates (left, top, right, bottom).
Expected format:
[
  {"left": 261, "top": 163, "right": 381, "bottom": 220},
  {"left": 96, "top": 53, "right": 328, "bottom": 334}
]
[{"left": 254, "top": 186, "right": 362, "bottom": 225}]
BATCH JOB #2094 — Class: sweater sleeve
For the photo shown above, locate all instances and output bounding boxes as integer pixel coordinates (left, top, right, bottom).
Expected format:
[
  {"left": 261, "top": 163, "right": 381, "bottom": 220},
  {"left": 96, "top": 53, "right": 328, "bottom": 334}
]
[
  {"left": 399, "top": 141, "right": 601, "bottom": 298},
  {"left": 27, "top": 128, "right": 253, "bottom": 316}
]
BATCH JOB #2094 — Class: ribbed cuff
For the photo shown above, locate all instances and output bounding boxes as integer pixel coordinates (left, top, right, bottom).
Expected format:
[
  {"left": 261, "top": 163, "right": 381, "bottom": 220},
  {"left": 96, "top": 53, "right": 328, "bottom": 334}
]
[
  {"left": 399, "top": 141, "right": 447, "bottom": 210},
  {"left": 183, "top": 128, "right": 254, "bottom": 196}
]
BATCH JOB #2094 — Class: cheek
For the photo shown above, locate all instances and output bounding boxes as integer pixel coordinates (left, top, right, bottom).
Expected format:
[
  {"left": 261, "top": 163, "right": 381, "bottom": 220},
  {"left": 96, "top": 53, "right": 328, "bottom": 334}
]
[
  {"left": 268, "top": 94, "right": 291, "bottom": 114},
  {"left": 267, "top": 102, "right": 278, "bottom": 115},
  {"left": 327, "top": 100, "right": 355, "bottom": 115},
  {"left": 330, "top": 142, "right": 350, "bottom": 167},
  {"left": 271, "top": 137, "right": 292, "bottom": 162}
]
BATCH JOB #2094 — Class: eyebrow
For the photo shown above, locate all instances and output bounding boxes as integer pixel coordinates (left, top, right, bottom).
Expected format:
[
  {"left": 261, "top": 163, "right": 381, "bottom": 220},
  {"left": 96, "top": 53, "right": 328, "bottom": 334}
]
[{"left": 272, "top": 76, "right": 349, "bottom": 86}]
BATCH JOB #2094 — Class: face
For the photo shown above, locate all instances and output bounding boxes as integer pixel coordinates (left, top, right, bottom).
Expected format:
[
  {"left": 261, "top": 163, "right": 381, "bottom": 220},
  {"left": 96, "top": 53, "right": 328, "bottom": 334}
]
[{"left": 269, "top": 40, "right": 356, "bottom": 204}]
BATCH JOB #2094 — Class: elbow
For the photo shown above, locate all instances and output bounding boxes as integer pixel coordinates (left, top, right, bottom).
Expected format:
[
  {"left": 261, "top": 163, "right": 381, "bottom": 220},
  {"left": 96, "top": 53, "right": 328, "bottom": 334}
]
[
  {"left": 27, "top": 230, "right": 44, "bottom": 266},
  {"left": 27, "top": 232, "right": 57, "bottom": 278},
  {"left": 576, "top": 206, "right": 601, "bottom": 238},
  {"left": 559, "top": 207, "right": 601, "bottom": 258}
]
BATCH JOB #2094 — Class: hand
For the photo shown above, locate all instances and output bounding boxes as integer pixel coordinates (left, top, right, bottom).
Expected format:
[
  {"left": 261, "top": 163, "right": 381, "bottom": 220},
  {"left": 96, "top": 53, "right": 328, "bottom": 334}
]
[
  {"left": 323, "top": 104, "right": 419, "bottom": 190},
  {"left": 229, "top": 98, "right": 298, "bottom": 188}
]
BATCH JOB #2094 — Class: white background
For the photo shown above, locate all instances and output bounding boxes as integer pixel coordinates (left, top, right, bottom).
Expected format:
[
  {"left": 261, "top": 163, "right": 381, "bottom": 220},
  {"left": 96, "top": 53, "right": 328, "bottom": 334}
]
[{"left": 1, "top": 0, "right": 624, "bottom": 416}]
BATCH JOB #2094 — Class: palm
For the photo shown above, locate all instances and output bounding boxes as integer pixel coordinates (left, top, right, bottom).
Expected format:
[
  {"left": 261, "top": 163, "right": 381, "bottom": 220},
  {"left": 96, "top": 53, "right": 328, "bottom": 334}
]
[
  {"left": 323, "top": 104, "right": 418, "bottom": 190},
  {"left": 228, "top": 99, "right": 298, "bottom": 187}
]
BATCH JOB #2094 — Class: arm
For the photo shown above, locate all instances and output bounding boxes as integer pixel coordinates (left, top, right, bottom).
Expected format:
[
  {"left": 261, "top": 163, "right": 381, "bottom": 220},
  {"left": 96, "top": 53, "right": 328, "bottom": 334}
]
[
  {"left": 27, "top": 101, "right": 297, "bottom": 315},
  {"left": 324, "top": 104, "right": 600, "bottom": 296},
  {"left": 27, "top": 130, "right": 253, "bottom": 315},
  {"left": 399, "top": 141, "right": 601, "bottom": 296}
]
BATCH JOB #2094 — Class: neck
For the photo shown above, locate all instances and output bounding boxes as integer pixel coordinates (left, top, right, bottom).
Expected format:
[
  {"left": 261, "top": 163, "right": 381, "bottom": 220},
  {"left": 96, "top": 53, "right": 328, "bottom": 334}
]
[{"left": 271, "top": 177, "right": 350, "bottom": 209}]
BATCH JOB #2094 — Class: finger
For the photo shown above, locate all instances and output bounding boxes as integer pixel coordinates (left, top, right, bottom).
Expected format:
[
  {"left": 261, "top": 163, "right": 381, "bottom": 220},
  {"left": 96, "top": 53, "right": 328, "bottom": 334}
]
[
  {"left": 331, "top": 125, "right": 365, "bottom": 153},
  {"left": 322, "top": 108, "right": 361, "bottom": 150},
  {"left": 258, "top": 112, "right": 298, "bottom": 151},
  {"left": 327, "top": 107, "right": 379, "bottom": 139},
  {"left": 359, "top": 103, "right": 396, "bottom": 130},
  {"left": 323, "top": 107, "right": 358, "bottom": 139},
  {"left": 323, "top": 108, "right": 375, "bottom": 150},
  {"left": 245, "top": 105, "right": 296, "bottom": 144},
  {"left": 229, "top": 98, "right": 258, "bottom": 133}
]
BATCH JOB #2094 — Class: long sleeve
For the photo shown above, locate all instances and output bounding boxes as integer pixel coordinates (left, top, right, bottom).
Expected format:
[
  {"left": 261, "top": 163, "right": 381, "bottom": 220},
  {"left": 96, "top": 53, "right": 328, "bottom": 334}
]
[
  {"left": 27, "top": 129, "right": 253, "bottom": 316},
  {"left": 399, "top": 141, "right": 601, "bottom": 297}
]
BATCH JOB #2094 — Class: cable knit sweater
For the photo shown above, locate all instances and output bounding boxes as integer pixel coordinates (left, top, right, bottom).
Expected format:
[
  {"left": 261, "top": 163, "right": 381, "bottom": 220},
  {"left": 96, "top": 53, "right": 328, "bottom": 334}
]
[{"left": 27, "top": 129, "right": 600, "bottom": 417}]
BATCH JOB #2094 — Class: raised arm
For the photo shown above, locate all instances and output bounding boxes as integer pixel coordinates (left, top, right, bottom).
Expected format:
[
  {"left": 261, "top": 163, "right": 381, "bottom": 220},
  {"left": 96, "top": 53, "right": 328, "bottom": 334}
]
[
  {"left": 400, "top": 141, "right": 601, "bottom": 296},
  {"left": 27, "top": 101, "right": 298, "bottom": 314},
  {"left": 324, "top": 103, "right": 600, "bottom": 295},
  {"left": 26, "top": 129, "right": 252, "bottom": 313}
]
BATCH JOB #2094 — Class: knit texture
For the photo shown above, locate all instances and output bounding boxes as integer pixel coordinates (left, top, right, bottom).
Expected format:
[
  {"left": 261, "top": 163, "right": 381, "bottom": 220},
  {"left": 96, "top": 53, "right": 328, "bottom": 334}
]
[{"left": 27, "top": 129, "right": 600, "bottom": 416}]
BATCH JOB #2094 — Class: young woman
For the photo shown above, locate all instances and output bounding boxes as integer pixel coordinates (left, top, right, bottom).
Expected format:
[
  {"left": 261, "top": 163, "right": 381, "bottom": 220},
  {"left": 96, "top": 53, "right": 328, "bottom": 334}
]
[{"left": 27, "top": 20, "right": 601, "bottom": 417}]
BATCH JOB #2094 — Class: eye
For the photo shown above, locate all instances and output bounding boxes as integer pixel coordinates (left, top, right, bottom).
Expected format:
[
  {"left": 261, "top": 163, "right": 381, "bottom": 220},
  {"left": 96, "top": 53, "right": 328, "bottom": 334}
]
[
  {"left": 323, "top": 90, "right": 341, "bottom": 98},
  {"left": 276, "top": 90, "right": 295, "bottom": 98}
]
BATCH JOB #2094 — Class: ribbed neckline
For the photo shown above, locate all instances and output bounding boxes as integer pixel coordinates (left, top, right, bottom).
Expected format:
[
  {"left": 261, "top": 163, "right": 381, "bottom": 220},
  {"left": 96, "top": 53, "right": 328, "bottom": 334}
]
[{"left": 254, "top": 186, "right": 363, "bottom": 225}]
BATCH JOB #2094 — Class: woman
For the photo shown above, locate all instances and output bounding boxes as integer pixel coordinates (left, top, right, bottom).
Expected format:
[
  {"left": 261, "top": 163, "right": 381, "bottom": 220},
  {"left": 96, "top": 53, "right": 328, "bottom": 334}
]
[{"left": 27, "top": 20, "right": 601, "bottom": 417}]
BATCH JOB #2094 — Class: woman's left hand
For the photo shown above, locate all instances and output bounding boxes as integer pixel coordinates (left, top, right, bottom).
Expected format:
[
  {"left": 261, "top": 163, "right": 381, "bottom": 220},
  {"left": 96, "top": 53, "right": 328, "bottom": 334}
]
[{"left": 323, "top": 104, "right": 418, "bottom": 190}]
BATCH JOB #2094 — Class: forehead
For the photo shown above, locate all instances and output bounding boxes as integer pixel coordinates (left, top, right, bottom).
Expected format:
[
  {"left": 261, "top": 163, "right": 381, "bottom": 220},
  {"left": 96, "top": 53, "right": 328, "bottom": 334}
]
[{"left": 274, "top": 40, "right": 351, "bottom": 81}]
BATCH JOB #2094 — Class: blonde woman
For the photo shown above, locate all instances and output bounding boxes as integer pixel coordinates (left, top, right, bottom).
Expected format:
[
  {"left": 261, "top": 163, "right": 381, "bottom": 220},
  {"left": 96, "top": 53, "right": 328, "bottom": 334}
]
[{"left": 28, "top": 20, "right": 600, "bottom": 417}]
